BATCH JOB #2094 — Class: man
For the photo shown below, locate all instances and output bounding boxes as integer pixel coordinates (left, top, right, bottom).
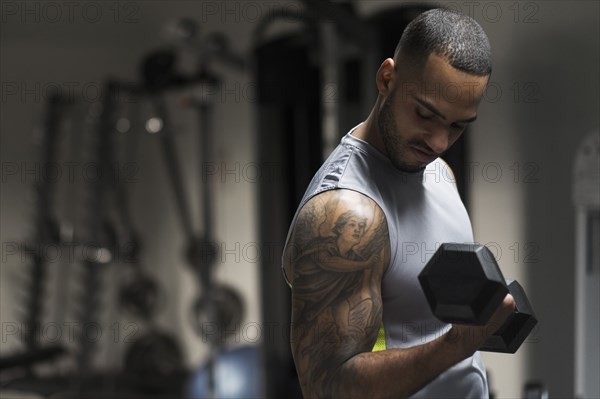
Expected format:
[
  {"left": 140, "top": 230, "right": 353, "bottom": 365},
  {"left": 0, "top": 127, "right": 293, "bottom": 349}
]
[{"left": 282, "top": 8, "right": 515, "bottom": 399}]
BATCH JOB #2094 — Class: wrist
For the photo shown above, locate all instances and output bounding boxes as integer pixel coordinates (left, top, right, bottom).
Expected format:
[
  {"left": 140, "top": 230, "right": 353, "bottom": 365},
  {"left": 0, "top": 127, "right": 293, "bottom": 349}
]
[{"left": 443, "top": 326, "right": 477, "bottom": 361}]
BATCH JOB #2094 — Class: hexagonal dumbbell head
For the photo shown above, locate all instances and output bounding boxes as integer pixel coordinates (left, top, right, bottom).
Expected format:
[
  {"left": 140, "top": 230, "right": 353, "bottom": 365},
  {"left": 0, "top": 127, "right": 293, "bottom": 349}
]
[
  {"left": 479, "top": 279, "right": 538, "bottom": 353},
  {"left": 418, "top": 243, "right": 509, "bottom": 325}
]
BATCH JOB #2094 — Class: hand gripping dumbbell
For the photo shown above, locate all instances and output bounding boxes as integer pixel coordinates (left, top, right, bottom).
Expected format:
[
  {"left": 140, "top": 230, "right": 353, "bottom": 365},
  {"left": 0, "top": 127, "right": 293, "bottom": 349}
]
[{"left": 418, "top": 243, "right": 538, "bottom": 353}]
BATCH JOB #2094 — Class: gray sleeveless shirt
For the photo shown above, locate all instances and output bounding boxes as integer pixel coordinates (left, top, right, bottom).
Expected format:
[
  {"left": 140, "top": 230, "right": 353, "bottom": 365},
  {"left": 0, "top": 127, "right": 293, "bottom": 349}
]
[{"left": 283, "top": 126, "right": 488, "bottom": 398}]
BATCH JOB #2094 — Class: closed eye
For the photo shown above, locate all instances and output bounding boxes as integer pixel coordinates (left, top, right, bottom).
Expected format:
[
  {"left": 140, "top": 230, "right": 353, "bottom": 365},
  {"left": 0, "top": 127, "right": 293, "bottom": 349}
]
[{"left": 416, "top": 108, "right": 434, "bottom": 120}]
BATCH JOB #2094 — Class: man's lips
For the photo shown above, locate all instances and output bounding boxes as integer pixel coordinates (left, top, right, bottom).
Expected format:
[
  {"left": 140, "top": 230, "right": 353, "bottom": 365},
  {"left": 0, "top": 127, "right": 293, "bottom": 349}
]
[{"left": 412, "top": 146, "right": 438, "bottom": 162}]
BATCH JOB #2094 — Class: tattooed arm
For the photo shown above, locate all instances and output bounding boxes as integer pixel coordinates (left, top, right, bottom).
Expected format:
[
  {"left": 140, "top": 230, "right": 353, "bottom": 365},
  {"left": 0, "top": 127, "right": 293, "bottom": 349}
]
[{"left": 283, "top": 189, "right": 515, "bottom": 399}]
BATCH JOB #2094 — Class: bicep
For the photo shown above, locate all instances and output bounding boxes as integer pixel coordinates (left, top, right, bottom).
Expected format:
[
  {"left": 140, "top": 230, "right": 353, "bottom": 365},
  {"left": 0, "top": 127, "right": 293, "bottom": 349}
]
[{"left": 285, "top": 189, "right": 390, "bottom": 397}]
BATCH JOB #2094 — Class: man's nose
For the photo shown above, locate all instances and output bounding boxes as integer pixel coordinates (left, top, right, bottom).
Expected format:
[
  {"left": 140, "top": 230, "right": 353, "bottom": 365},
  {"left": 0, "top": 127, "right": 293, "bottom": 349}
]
[{"left": 424, "top": 128, "right": 449, "bottom": 155}]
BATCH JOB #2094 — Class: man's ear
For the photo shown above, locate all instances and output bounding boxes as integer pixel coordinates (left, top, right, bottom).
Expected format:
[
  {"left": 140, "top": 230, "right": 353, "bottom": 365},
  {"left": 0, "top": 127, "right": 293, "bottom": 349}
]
[{"left": 375, "top": 58, "right": 396, "bottom": 96}]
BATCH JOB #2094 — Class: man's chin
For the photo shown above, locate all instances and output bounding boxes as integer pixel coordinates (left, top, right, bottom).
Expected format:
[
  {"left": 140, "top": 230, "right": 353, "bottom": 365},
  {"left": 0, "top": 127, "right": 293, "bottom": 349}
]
[{"left": 391, "top": 159, "right": 428, "bottom": 173}]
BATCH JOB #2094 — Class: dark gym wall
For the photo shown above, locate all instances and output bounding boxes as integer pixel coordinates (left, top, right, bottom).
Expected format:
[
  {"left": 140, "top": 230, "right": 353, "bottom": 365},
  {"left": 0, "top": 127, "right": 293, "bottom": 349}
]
[
  {"left": 514, "top": 4, "right": 599, "bottom": 396},
  {"left": 451, "top": 2, "right": 600, "bottom": 397}
]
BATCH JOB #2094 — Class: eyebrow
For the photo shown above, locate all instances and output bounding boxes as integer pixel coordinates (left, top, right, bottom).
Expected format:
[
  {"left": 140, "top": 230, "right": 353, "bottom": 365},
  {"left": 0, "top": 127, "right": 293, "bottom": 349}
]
[{"left": 415, "top": 97, "right": 478, "bottom": 123}]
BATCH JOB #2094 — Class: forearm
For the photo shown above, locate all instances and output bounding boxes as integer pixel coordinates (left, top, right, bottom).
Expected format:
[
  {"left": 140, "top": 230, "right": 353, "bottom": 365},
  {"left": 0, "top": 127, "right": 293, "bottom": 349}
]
[
  {"left": 322, "top": 296, "right": 516, "bottom": 399},
  {"left": 329, "top": 331, "right": 470, "bottom": 399}
]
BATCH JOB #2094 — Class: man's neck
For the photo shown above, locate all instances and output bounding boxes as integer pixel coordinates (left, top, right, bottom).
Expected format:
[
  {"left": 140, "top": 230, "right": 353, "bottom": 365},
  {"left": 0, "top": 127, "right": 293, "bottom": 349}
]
[{"left": 352, "top": 108, "right": 387, "bottom": 156}]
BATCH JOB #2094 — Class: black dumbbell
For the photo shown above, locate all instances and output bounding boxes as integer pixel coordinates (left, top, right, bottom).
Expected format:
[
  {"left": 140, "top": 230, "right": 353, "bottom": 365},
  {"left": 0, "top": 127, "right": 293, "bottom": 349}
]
[
  {"left": 418, "top": 243, "right": 538, "bottom": 353},
  {"left": 480, "top": 279, "right": 538, "bottom": 353}
]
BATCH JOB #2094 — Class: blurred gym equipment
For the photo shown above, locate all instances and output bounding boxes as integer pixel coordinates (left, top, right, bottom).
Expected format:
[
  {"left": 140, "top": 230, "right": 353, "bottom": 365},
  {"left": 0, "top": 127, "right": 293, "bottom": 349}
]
[
  {"left": 572, "top": 131, "right": 600, "bottom": 399},
  {"left": 186, "top": 345, "right": 263, "bottom": 399},
  {"left": 523, "top": 380, "right": 549, "bottom": 399},
  {"left": 123, "top": 330, "right": 184, "bottom": 394},
  {"left": 1, "top": 18, "right": 249, "bottom": 398},
  {"left": 2, "top": 84, "right": 136, "bottom": 396},
  {"left": 139, "top": 19, "right": 250, "bottom": 397},
  {"left": 0, "top": 96, "right": 67, "bottom": 377}
]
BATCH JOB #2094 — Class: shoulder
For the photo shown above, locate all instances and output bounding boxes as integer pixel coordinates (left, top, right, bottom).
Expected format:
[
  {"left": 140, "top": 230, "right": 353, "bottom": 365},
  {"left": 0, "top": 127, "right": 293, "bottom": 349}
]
[
  {"left": 292, "top": 188, "right": 388, "bottom": 241},
  {"left": 283, "top": 188, "right": 390, "bottom": 283}
]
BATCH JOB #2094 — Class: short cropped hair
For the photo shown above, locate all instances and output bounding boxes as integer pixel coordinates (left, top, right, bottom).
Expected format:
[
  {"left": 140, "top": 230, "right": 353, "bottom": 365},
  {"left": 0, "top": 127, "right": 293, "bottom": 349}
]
[{"left": 395, "top": 8, "right": 492, "bottom": 76}]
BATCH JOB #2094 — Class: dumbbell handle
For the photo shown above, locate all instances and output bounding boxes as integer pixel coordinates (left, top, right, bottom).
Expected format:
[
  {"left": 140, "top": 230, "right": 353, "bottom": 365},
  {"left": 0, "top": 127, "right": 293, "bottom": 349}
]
[{"left": 480, "top": 279, "right": 538, "bottom": 353}]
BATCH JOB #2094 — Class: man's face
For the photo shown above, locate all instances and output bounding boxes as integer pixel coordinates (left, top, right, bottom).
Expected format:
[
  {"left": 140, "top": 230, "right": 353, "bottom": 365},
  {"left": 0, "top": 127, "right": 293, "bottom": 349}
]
[{"left": 378, "top": 53, "right": 489, "bottom": 172}]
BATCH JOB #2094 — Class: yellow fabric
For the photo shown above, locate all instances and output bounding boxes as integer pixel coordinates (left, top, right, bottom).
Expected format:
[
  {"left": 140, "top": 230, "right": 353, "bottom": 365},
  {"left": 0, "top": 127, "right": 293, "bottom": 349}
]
[{"left": 372, "top": 323, "right": 386, "bottom": 352}]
